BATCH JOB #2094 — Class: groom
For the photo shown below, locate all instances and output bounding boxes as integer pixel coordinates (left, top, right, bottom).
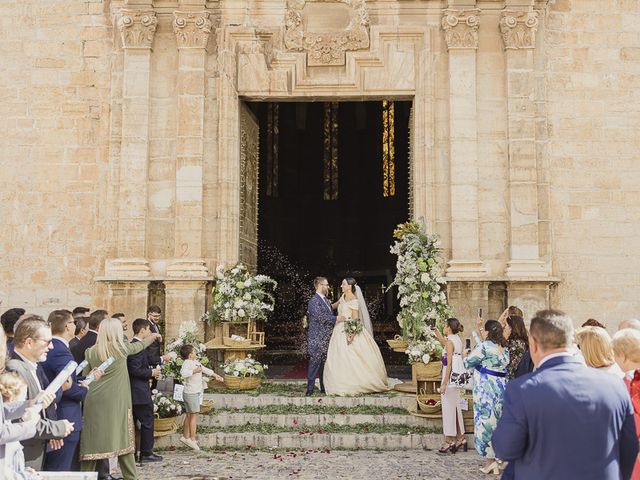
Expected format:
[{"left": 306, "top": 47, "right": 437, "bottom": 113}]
[{"left": 306, "top": 277, "right": 344, "bottom": 396}]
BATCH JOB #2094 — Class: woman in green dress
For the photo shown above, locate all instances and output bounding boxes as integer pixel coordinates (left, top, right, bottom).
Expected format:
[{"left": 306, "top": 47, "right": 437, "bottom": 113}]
[{"left": 80, "top": 318, "right": 161, "bottom": 479}]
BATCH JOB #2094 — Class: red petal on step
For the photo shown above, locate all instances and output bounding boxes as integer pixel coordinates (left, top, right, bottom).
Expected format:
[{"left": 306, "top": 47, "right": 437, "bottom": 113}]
[
  {"left": 246, "top": 444, "right": 252, "bottom": 449},
  {"left": 293, "top": 418, "right": 299, "bottom": 425}
]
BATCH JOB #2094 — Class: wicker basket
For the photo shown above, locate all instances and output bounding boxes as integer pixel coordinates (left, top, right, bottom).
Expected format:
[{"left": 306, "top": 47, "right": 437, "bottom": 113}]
[
  {"left": 199, "top": 399, "right": 215, "bottom": 414},
  {"left": 417, "top": 394, "right": 442, "bottom": 414},
  {"left": 412, "top": 361, "right": 441, "bottom": 382},
  {"left": 154, "top": 416, "right": 178, "bottom": 433},
  {"left": 223, "top": 337, "right": 252, "bottom": 348},
  {"left": 386, "top": 335, "right": 409, "bottom": 350},
  {"left": 224, "top": 375, "right": 261, "bottom": 391}
]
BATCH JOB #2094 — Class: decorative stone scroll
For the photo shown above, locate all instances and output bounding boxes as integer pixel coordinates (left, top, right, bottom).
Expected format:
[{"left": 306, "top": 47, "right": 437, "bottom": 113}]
[
  {"left": 441, "top": 9, "right": 480, "bottom": 50},
  {"left": 117, "top": 9, "right": 157, "bottom": 49},
  {"left": 173, "top": 11, "right": 213, "bottom": 49},
  {"left": 500, "top": 10, "right": 539, "bottom": 50},
  {"left": 284, "top": 0, "right": 370, "bottom": 66}
]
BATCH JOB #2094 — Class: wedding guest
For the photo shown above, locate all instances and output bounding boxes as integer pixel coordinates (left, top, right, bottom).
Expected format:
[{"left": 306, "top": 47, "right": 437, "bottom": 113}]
[
  {"left": 80, "top": 318, "right": 161, "bottom": 480},
  {"left": 465, "top": 319, "right": 509, "bottom": 474},
  {"left": 145, "top": 306, "right": 172, "bottom": 390},
  {"left": 127, "top": 319, "right": 162, "bottom": 464},
  {"left": 113, "top": 313, "right": 128, "bottom": 342},
  {"left": 0, "top": 328, "right": 52, "bottom": 477},
  {"left": 432, "top": 318, "right": 466, "bottom": 454},
  {"left": 498, "top": 306, "right": 523, "bottom": 328},
  {"left": 42, "top": 310, "right": 98, "bottom": 471},
  {"left": 179, "top": 344, "right": 224, "bottom": 451},
  {"left": 619, "top": 319, "right": 640, "bottom": 331},
  {"left": 576, "top": 326, "right": 625, "bottom": 378},
  {"left": 493, "top": 310, "right": 638, "bottom": 480},
  {"left": 1, "top": 308, "right": 25, "bottom": 355},
  {"left": 582, "top": 318, "right": 606, "bottom": 329},
  {"left": 69, "top": 317, "right": 88, "bottom": 351},
  {"left": 71, "top": 309, "right": 108, "bottom": 364},
  {"left": 6, "top": 318, "right": 74, "bottom": 470},
  {"left": 504, "top": 316, "right": 529, "bottom": 380},
  {"left": 72, "top": 307, "right": 90, "bottom": 320},
  {"left": 613, "top": 328, "right": 640, "bottom": 480}
]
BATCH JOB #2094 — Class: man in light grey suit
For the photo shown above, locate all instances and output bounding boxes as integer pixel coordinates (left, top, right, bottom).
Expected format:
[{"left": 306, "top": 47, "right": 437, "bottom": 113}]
[{"left": 6, "top": 317, "right": 74, "bottom": 470}]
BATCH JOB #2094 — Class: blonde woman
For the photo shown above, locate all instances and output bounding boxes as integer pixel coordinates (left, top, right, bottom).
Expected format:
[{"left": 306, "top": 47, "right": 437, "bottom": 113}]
[
  {"left": 576, "top": 326, "right": 625, "bottom": 378},
  {"left": 613, "top": 328, "right": 640, "bottom": 480},
  {"left": 80, "top": 318, "right": 161, "bottom": 479}
]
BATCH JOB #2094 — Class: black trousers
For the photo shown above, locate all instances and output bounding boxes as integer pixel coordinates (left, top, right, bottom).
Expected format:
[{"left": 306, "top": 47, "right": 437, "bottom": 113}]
[
  {"left": 132, "top": 403, "right": 155, "bottom": 456},
  {"left": 306, "top": 358, "right": 325, "bottom": 394}
]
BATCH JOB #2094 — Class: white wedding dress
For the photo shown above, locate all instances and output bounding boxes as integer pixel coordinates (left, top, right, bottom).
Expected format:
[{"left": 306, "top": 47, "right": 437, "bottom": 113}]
[{"left": 323, "top": 294, "right": 390, "bottom": 396}]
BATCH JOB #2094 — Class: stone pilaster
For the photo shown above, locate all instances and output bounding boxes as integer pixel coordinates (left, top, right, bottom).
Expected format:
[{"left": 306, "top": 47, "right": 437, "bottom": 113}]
[
  {"left": 507, "top": 280, "right": 554, "bottom": 325},
  {"left": 104, "top": 281, "right": 150, "bottom": 322},
  {"left": 446, "top": 281, "right": 490, "bottom": 335},
  {"left": 107, "top": 9, "right": 157, "bottom": 277},
  {"left": 163, "top": 280, "right": 208, "bottom": 342},
  {"left": 500, "top": 9, "right": 548, "bottom": 277},
  {"left": 167, "top": 11, "right": 213, "bottom": 278},
  {"left": 442, "top": 9, "right": 487, "bottom": 277}
]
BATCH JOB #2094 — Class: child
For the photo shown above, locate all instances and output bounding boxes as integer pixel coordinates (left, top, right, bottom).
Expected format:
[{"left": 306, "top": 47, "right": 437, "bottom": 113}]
[
  {"left": 0, "top": 372, "right": 40, "bottom": 480},
  {"left": 179, "top": 344, "right": 223, "bottom": 450}
]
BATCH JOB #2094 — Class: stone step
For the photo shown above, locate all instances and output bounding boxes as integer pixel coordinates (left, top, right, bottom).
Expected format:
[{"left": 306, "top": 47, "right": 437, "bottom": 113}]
[
  {"left": 203, "top": 393, "right": 413, "bottom": 409},
  {"left": 200, "top": 412, "right": 439, "bottom": 428},
  {"left": 156, "top": 431, "right": 474, "bottom": 451}
]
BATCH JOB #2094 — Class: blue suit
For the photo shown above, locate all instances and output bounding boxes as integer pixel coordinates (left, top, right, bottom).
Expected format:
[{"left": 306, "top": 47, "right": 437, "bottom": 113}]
[
  {"left": 127, "top": 338, "right": 155, "bottom": 456},
  {"left": 41, "top": 338, "right": 88, "bottom": 471},
  {"left": 306, "top": 293, "right": 336, "bottom": 394},
  {"left": 493, "top": 355, "right": 639, "bottom": 480}
]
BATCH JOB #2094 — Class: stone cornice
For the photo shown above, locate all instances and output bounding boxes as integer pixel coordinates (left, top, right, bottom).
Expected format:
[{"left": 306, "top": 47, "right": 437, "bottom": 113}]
[
  {"left": 117, "top": 9, "right": 158, "bottom": 50},
  {"left": 500, "top": 10, "right": 539, "bottom": 50},
  {"left": 173, "top": 11, "right": 213, "bottom": 49},
  {"left": 441, "top": 9, "right": 480, "bottom": 51}
]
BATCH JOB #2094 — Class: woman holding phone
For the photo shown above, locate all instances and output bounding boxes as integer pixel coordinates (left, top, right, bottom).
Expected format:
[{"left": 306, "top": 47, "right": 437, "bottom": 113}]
[{"left": 432, "top": 318, "right": 467, "bottom": 454}]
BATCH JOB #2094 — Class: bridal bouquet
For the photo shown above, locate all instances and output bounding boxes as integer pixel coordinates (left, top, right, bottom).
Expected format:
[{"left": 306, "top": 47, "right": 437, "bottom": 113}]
[
  {"left": 389, "top": 220, "right": 452, "bottom": 341},
  {"left": 161, "top": 320, "right": 210, "bottom": 383},
  {"left": 221, "top": 355, "right": 268, "bottom": 378},
  {"left": 343, "top": 318, "right": 363, "bottom": 336},
  {"left": 152, "top": 391, "right": 183, "bottom": 418},
  {"left": 203, "top": 264, "right": 277, "bottom": 324}
]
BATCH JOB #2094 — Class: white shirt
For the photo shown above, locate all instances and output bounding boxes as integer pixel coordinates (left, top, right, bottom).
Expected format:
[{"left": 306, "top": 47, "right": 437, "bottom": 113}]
[
  {"left": 180, "top": 359, "right": 213, "bottom": 395},
  {"left": 537, "top": 351, "right": 573, "bottom": 369}
]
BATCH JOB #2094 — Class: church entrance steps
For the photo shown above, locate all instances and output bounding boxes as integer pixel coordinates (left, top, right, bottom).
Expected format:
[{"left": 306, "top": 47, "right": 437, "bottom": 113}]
[{"left": 203, "top": 392, "right": 412, "bottom": 409}]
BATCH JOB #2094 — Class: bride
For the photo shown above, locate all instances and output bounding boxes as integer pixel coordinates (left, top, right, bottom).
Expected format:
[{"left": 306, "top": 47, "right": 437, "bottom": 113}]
[{"left": 323, "top": 278, "right": 390, "bottom": 395}]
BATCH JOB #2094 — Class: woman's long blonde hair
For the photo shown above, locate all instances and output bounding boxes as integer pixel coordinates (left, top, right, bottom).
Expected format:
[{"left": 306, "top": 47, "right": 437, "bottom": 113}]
[
  {"left": 576, "top": 326, "right": 615, "bottom": 369},
  {"left": 0, "top": 328, "right": 6, "bottom": 372},
  {"left": 96, "top": 318, "right": 128, "bottom": 362}
]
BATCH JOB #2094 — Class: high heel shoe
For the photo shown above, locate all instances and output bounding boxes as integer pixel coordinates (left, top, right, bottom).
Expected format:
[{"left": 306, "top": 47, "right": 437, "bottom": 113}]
[
  {"left": 451, "top": 437, "right": 468, "bottom": 453},
  {"left": 479, "top": 461, "right": 500, "bottom": 475},
  {"left": 436, "top": 442, "right": 455, "bottom": 455}
]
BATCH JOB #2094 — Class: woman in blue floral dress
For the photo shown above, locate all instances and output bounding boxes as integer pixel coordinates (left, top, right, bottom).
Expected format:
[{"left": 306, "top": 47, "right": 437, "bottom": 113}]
[{"left": 464, "top": 319, "right": 509, "bottom": 474}]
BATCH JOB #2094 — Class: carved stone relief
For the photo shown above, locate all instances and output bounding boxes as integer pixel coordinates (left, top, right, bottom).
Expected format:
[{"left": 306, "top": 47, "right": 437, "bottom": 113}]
[
  {"left": 284, "top": 0, "right": 370, "bottom": 66},
  {"left": 173, "top": 11, "right": 213, "bottom": 49},
  {"left": 500, "top": 10, "right": 539, "bottom": 50},
  {"left": 239, "top": 105, "right": 260, "bottom": 272},
  {"left": 441, "top": 9, "right": 480, "bottom": 50},
  {"left": 117, "top": 9, "right": 157, "bottom": 49}
]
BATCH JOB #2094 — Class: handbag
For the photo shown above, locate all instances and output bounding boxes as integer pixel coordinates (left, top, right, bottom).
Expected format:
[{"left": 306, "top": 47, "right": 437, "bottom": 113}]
[{"left": 449, "top": 353, "right": 473, "bottom": 389}]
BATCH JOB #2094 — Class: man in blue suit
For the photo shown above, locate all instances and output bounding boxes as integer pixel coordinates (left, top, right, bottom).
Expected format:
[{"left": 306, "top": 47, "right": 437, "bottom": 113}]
[
  {"left": 493, "top": 309, "right": 639, "bottom": 480},
  {"left": 42, "top": 309, "right": 90, "bottom": 471},
  {"left": 306, "top": 277, "right": 345, "bottom": 396}
]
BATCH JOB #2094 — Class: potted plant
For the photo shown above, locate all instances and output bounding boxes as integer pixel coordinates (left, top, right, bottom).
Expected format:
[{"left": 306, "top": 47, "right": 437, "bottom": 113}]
[{"left": 221, "top": 355, "right": 268, "bottom": 391}]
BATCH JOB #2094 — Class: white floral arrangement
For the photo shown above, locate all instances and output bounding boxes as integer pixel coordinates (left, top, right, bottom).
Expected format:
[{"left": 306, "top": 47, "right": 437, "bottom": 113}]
[
  {"left": 152, "top": 390, "right": 183, "bottom": 418},
  {"left": 203, "top": 264, "right": 277, "bottom": 324},
  {"left": 221, "top": 354, "right": 268, "bottom": 378},
  {"left": 161, "top": 320, "right": 210, "bottom": 383},
  {"left": 405, "top": 331, "right": 444, "bottom": 364},
  {"left": 389, "top": 220, "right": 452, "bottom": 343}
]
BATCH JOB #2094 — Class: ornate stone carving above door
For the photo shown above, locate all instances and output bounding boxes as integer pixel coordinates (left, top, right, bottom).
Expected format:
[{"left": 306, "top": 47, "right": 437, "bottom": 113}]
[{"left": 284, "top": 0, "right": 370, "bottom": 66}]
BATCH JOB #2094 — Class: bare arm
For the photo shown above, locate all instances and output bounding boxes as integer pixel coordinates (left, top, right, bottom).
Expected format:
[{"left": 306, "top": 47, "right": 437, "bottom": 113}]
[
  {"left": 440, "top": 340, "right": 454, "bottom": 392},
  {"left": 432, "top": 327, "right": 446, "bottom": 347}
]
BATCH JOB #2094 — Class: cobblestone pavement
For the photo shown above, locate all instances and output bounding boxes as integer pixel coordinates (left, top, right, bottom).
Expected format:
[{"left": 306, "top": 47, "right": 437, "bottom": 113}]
[{"left": 131, "top": 448, "right": 487, "bottom": 480}]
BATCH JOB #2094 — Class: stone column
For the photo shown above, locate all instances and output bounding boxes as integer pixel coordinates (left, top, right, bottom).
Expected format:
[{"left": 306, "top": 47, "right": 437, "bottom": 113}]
[
  {"left": 500, "top": 8, "right": 548, "bottom": 277},
  {"left": 167, "top": 11, "right": 213, "bottom": 278},
  {"left": 442, "top": 9, "right": 487, "bottom": 277},
  {"left": 507, "top": 281, "right": 553, "bottom": 325},
  {"left": 106, "top": 9, "right": 157, "bottom": 277},
  {"left": 105, "top": 281, "right": 150, "bottom": 322},
  {"left": 446, "top": 281, "right": 490, "bottom": 335},
  {"left": 163, "top": 280, "right": 208, "bottom": 342}
]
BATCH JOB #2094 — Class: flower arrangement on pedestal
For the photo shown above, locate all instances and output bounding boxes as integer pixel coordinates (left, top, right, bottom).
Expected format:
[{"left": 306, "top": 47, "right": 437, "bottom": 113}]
[
  {"left": 161, "top": 320, "right": 210, "bottom": 384},
  {"left": 221, "top": 355, "right": 268, "bottom": 391},
  {"left": 203, "top": 264, "right": 277, "bottom": 324},
  {"left": 389, "top": 220, "right": 452, "bottom": 365},
  {"left": 152, "top": 391, "right": 184, "bottom": 419}
]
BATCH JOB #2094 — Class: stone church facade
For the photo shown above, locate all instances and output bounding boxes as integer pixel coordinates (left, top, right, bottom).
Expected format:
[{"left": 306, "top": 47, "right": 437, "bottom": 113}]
[{"left": 1, "top": 0, "right": 639, "bottom": 337}]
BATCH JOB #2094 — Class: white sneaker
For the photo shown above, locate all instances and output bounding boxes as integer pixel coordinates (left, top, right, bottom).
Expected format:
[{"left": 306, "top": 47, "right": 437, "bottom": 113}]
[
  {"left": 179, "top": 436, "right": 191, "bottom": 448},
  {"left": 188, "top": 438, "right": 200, "bottom": 451}
]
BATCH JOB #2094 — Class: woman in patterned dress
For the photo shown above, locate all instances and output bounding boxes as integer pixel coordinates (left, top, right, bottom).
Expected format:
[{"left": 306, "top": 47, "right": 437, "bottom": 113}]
[
  {"left": 504, "top": 315, "right": 528, "bottom": 380},
  {"left": 464, "top": 319, "right": 509, "bottom": 475}
]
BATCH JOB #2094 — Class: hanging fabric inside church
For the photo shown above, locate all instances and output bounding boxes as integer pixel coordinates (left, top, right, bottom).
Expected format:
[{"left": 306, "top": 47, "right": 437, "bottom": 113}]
[
  {"left": 323, "top": 102, "right": 339, "bottom": 200},
  {"left": 266, "top": 103, "right": 279, "bottom": 197},
  {"left": 382, "top": 100, "right": 396, "bottom": 197}
]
